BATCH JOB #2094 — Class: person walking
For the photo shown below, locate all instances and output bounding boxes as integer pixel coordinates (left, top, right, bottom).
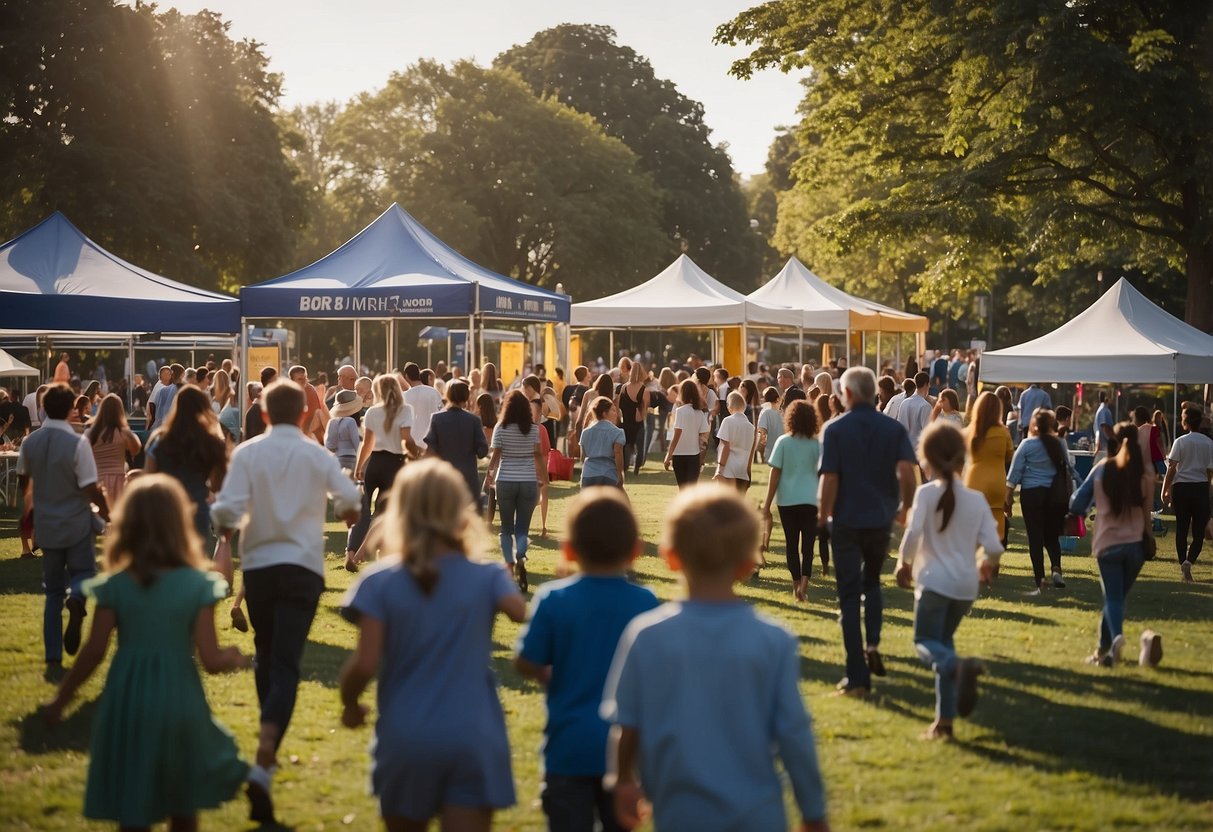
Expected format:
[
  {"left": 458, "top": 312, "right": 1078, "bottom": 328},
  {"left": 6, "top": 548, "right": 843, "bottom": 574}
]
[
  {"left": 965, "top": 391, "right": 1015, "bottom": 540},
  {"left": 578, "top": 396, "right": 627, "bottom": 488},
  {"left": 617, "top": 361, "right": 649, "bottom": 476},
  {"left": 211, "top": 380, "right": 362, "bottom": 825},
  {"left": 1161, "top": 406, "right": 1213, "bottom": 582},
  {"left": 145, "top": 386, "right": 228, "bottom": 545},
  {"left": 1092, "top": 391, "right": 1115, "bottom": 460},
  {"left": 818, "top": 367, "right": 918, "bottom": 697},
  {"left": 897, "top": 376, "right": 932, "bottom": 452},
  {"left": 664, "top": 379, "right": 710, "bottom": 489},
  {"left": 16, "top": 383, "right": 111, "bottom": 669},
  {"left": 324, "top": 390, "right": 364, "bottom": 472},
  {"left": 1006, "top": 409, "right": 1077, "bottom": 594},
  {"left": 402, "top": 362, "right": 444, "bottom": 452},
  {"left": 486, "top": 389, "right": 548, "bottom": 591},
  {"left": 424, "top": 380, "right": 490, "bottom": 502},
  {"left": 1016, "top": 383, "right": 1053, "bottom": 442},
  {"left": 761, "top": 399, "right": 822, "bottom": 602},
  {"left": 1070, "top": 422, "right": 1158, "bottom": 666},
  {"left": 148, "top": 363, "right": 184, "bottom": 433},
  {"left": 86, "top": 393, "right": 141, "bottom": 505}
]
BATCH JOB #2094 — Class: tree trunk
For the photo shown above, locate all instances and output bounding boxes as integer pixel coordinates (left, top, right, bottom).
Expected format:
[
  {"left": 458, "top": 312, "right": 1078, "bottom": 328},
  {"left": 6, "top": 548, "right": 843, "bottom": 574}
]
[{"left": 1186, "top": 240, "right": 1213, "bottom": 333}]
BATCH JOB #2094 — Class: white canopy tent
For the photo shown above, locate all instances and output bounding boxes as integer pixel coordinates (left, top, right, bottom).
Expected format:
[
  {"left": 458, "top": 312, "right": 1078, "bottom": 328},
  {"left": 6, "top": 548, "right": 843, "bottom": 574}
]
[
  {"left": 980, "top": 278, "right": 1213, "bottom": 384},
  {"left": 748, "top": 257, "right": 929, "bottom": 365},
  {"left": 571, "top": 254, "right": 802, "bottom": 368},
  {"left": 0, "top": 349, "right": 39, "bottom": 378}
]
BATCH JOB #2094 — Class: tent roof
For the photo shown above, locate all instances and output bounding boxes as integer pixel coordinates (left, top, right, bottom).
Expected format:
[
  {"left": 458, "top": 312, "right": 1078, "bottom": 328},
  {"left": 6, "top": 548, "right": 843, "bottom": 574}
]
[
  {"left": 570, "top": 254, "right": 801, "bottom": 328},
  {"left": 980, "top": 278, "right": 1213, "bottom": 383},
  {"left": 240, "top": 204, "right": 569, "bottom": 322},
  {"left": 748, "top": 257, "right": 928, "bottom": 333},
  {"left": 0, "top": 212, "right": 240, "bottom": 334},
  {"left": 0, "top": 348, "right": 39, "bottom": 377}
]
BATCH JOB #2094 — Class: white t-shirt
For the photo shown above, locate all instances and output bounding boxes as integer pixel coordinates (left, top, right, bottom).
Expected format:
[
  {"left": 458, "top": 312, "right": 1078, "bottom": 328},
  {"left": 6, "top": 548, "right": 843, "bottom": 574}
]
[
  {"left": 403, "top": 384, "right": 444, "bottom": 450},
  {"left": 363, "top": 402, "right": 415, "bottom": 454},
  {"left": 700, "top": 385, "right": 718, "bottom": 414},
  {"left": 884, "top": 391, "right": 906, "bottom": 420},
  {"left": 671, "top": 405, "right": 709, "bottom": 457},
  {"left": 1167, "top": 432, "right": 1213, "bottom": 484},
  {"left": 716, "top": 412, "right": 755, "bottom": 480},
  {"left": 22, "top": 392, "right": 40, "bottom": 426},
  {"left": 897, "top": 480, "right": 1005, "bottom": 601}
]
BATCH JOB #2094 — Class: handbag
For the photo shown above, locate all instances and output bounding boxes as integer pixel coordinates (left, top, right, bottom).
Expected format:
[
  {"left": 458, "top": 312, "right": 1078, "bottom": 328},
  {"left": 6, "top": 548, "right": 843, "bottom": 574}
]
[
  {"left": 1062, "top": 514, "right": 1087, "bottom": 538},
  {"left": 547, "top": 449, "right": 574, "bottom": 481}
]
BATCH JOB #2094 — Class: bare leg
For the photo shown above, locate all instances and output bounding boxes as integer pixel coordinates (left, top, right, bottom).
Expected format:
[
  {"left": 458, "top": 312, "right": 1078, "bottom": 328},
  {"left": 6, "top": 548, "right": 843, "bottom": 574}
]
[
  {"left": 440, "top": 806, "right": 492, "bottom": 832},
  {"left": 168, "top": 816, "right": 198, "bottom": 832},
  {"left": 385, "top": 817, "right": 430, "bottom": 832},
  {"left": 257, "top": 721, "right": 280, "bottom": 769},
  {"left": 540, "top": 483, "right": 549, "bottom": 537}
]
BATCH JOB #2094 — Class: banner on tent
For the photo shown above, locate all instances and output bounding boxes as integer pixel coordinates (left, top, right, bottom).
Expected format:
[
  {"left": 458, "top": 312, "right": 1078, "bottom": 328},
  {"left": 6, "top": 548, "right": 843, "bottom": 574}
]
[{"left": 241, "top": 285, "right": 473, "bottom": 319}]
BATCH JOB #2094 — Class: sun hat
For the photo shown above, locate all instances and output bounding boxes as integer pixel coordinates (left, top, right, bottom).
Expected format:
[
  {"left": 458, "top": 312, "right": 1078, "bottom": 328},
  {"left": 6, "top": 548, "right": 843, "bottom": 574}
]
[{"left": 329, "top": 389, "right": 363, "bottom": 418}]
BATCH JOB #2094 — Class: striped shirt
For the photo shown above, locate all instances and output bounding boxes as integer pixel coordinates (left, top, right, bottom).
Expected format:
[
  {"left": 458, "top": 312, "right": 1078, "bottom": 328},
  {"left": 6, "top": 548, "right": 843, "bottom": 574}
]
[{"left": 493, "top": 423, "right": 541, "bottom": 482}]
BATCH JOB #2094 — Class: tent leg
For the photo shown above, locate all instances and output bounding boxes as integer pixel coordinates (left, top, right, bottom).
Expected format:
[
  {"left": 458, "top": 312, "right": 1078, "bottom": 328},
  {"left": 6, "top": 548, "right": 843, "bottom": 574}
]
[
  {"left": 877, "top": 331, "right": 882, "bottom": 374},
  {"left": 798, "top": 328, "right": 804, "bottom": 365},
  {"left": 388, "top": 319, "right": 396, "bottom": 372},
  {"left": 467, "top": 314, "right": 475, "bottom": 372},
  {"left": 609, "top": 331, "right": 615, "bottom": 367},
  {"left": 127, "top": 337, "right": 135, "bottom": 412},
  {"left": 238, "top": 321, "right": 248, "bottom": 420},
  {"left": 861, "top": 332, "right": 867, "bottom": 369},
  {"left": 353, "top": 320, "right": 361, "bottom": 375},
  {"left": 845, "top": 325, "right": 852, "bottom": 367},
  {"left": 478, "top": 318, "right": 485, "bottom": 374}
]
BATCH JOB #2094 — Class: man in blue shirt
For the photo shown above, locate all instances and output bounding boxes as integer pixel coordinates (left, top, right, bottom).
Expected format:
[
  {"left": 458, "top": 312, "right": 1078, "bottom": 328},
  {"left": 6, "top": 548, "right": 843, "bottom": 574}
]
[
  {"left": 1093, "top": 391, "right": 1115, "bottom": 459},
  {"left": 819, "top": 367, "right": 917, "bottom": 696},
  {"left": 930, "top": 351, "right": 948, "bottom": 396},
  {"left": 515, "top": 489, "right": 658, "bottom": 832},
  {"left": 1017, "top": 383, "right": 1054, "bottom": 441}
]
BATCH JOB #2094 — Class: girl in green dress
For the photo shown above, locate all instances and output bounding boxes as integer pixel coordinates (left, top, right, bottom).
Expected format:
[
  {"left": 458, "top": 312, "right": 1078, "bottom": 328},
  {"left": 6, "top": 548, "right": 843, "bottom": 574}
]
[{"left": 43, "top": 474, "right": 251, "bottom": 831}]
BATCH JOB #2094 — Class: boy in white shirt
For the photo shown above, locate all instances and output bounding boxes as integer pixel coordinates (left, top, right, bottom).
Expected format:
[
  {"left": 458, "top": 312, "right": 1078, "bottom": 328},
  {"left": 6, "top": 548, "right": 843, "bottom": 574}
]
[{"left": 714, "top": 392, "right": 756, "bottom": 492}]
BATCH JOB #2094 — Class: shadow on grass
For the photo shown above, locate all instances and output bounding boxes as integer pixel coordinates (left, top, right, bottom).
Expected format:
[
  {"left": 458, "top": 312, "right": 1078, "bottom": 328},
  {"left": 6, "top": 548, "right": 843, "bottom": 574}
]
[
  {"left": 0, "top": 553, "right": 48, "bottom": 596},
  {"left": 300, "top": 639, "right": 350, "bottom": 688},
  {"left": 18, "top": 697, "right": 99, "bottom": 754}
]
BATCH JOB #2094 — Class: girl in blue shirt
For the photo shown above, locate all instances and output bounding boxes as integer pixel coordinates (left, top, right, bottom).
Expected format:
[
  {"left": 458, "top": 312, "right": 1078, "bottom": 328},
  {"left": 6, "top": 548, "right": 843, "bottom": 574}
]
[{"left": 762, "top": 400, "right": 822, "bottom": 602}]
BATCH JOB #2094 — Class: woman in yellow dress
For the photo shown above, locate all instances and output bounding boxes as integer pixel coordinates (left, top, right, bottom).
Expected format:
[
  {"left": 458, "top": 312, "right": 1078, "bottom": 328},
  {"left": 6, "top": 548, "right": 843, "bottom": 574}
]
[{"left": 965, "top": 391, "right": 1015, "bottom": 538}]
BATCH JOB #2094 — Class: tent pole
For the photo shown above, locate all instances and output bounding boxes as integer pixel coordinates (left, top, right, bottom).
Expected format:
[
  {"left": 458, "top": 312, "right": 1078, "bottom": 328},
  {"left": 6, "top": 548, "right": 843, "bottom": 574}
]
[
  {"left": 1174, "top": 377, "right": 1180, "bottom": 439},
  {"left": 862, "top": 331, "right": 867, "bottom": 369},
  {"left": 609, "top": 331, "right": 615, "bottom": 368},
  {"left": 845, "top": 324, "right": 852, "bottom": 367},
  {"left": 877, "top": 331, "right": 882, "bottom": 374},
  {"left": 353, "top": 320, "right": 361, "bottom": 376},
  {"left": 388, "top": 319, "right": 396, "bottom": 372},
  {"left": 798, "top": 327, "right": 804, "bottom": 365},
  {"left": 127, "top": 337, "right": 135, "bottom": 412},
  {"left": 467, "top": 314, "right": 475, "bottom": 373},
  {"left": 238, "top": 320, "right": 248, "bottom": 422}
]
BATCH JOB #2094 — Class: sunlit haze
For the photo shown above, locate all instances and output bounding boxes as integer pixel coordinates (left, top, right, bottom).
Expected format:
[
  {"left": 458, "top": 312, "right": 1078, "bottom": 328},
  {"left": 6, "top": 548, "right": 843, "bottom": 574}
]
[{"left": 137, "top": 0, "right": 805, "bottom": 176}]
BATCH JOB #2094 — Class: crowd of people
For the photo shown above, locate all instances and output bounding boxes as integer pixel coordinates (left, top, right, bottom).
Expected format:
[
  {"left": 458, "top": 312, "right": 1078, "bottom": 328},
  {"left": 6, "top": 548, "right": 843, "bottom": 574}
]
[{"left": 6, "top": 343, "right": 1210, "bottom": 831}]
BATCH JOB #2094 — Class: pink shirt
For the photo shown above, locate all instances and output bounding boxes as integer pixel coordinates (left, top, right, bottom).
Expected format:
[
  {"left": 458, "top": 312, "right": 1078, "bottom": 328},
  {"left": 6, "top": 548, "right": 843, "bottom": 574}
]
[{"left": 1092, "top": 468, "right": 1154, "bottom": 555}]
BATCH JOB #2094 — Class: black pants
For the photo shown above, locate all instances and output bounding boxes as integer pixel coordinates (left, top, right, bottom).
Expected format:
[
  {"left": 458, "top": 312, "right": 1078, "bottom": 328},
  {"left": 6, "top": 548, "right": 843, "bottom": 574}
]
[
  {"left": 778, "top": 504, "right": 818, "bottom": 581},
  {"left": 1020, "top": 486, "right": 1064, "bottom": 584},
  {"left": 1172, "top": 481, "right": 1210, "bottom": 563},
  {"left": 348, "top": 450, "right": 404, "bottom": 552},
  {"left": 541, "top": 774, "right": 624, "bottom": 832},
  {"left": 243, "top": 564, "right": 324, "bottom": 745},
  {"left": 818, "top": 523, "right": 832, "bottom": 572},
  {"left": 622, "top": 421, "right": 645, "bottom": 475},
  {"left": 672, "top": 454, "right": 701, "bottom": 488}
]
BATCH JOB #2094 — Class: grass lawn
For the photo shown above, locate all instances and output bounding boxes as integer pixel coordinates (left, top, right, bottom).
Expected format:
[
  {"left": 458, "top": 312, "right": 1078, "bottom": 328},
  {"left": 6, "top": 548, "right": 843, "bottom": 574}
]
[{"left": 0, "top": 463, "right": 1211, "bottom": 831}]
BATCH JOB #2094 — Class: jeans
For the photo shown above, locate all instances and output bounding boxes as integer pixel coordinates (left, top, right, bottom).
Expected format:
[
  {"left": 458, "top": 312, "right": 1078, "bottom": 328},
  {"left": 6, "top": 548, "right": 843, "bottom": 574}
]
[
  {"left": 777, "top": 504, "right": 818, "bottom": 581},
  {"left": 1020, "top": 486, "right": 1064, "bottom": 584},
  {"left": 1171, "top": 481, "right": 1210, "bottom": 564},
  {"left": 832, "top": 523, "right": 890, "bottom": 689},
  {"left": 913, "top": 590, "right": 973, "bottom": 720},
  {"left": 243, "top": 564, "right": 324, "bottom": 743},
  {"left": 1097, "top": 542, "right": 1144, "bottom": 651},
  {"left": 581, "top": 475, "right": 621, "bottom": 488},
  {"left": 497, "top": 479, "right": 539, "bottom": 564},
  {"left": 41, "top": 534, "right": 96, "bottom": 663},
  {"left": 541, "top": 774, "right": 624, "bottom": 832},
  {"left": 348, "top": 451, "right": 404, "bottom": 552},
  {"left": 671, "top": 454, "right": 700, "bottom": 488}
]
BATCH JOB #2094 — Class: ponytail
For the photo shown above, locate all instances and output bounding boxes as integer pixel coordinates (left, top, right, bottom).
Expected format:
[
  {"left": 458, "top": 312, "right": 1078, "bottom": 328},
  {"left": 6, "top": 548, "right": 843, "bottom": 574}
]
[
  {"left": 938, "top": 471, "right": 957, "bottom": 533},
  {"left": 918, "top": 421, "right": 967, "bottom": 533}
]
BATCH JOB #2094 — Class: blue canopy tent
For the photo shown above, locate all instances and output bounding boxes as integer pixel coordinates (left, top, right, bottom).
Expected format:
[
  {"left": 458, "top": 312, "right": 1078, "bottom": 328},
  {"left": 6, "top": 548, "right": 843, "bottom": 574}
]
[
  {"left": 0, "top": 212, "right": 241, "bottom": 334},
  {"left": 240, "top": 203, "right": 570, "bottom": 372}
]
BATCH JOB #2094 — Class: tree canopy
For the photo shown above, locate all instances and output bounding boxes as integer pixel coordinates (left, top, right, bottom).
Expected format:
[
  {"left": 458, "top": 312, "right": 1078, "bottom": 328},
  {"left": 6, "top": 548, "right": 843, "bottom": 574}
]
[
  {"left": 0, "top": 0, "right": 306, "bottom": 290},
  {"left": 717, "top": 0, "right": 1213, "bottom": 329},
  {"left": 497, "top": 24, "right": 763, "bottom": 290}
]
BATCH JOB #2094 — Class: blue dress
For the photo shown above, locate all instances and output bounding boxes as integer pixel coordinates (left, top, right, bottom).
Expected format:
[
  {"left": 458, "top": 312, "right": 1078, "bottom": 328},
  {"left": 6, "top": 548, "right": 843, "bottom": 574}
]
[{"left": 342, "top": 555, "right": 518, "bottom": 819}]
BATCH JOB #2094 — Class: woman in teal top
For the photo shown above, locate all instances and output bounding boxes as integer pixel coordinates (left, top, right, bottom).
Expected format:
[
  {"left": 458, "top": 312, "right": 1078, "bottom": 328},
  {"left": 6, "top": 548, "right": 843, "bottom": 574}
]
[{"left": 761, "top": 400, "right": 822, "bottom": 602}]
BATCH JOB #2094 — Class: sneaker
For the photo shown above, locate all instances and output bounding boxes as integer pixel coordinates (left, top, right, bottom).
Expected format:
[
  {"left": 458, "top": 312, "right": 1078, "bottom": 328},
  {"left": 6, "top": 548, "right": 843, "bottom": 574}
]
[
  {"left": 1052, "top": 571, "right": 1066, "bottom": 589},
  {"left": 1085, "top": 651, "right": 1113, "bottom": 668},
  {"left": 516, "top": 558, "right": 528, "bottom": 593},
  {"left": 921, "top": 723, "right": 954, "bottom": 741},
  {"left": 1109, "top": 634, "right": 1125, "bottom": 666},
  {"left": 63, "top": 597, "right": 86, "bottom": 656},
  {"left": 865, "top": 648, "right": 887, "bottom": 677},
  {"left": 1139, "top": 630, "right": 1163, "bottom": 667},
  {"left": 245, "top": 768, "right": 275, "bottom": 825},
  {"left": 834, "top": 677, "right": 869, "bottom": 698},
  {"left": 1181, "top": 560, "right": 1194, "bottom": 582},
  {"left": 956, "top": 658, "right": 984, "bottom": 717}
]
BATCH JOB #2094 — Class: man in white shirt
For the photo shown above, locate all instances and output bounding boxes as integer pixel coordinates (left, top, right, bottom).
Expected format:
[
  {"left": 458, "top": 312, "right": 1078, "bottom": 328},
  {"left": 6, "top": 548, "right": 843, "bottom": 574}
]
[
  {"left": 401, "top": 362, "right": 444, "bottom": 451},
  {"left": 23, "top": 385, "right": 45, "bottom": 429},
  {"left": 896, "top": 377, "right": 932, "bottom": 452},
  {"left": 884, "top": 379, "right": 910, "bottom": 420},
  {"left": 211, "top": 380, "right": 360, "bottom": 824}
]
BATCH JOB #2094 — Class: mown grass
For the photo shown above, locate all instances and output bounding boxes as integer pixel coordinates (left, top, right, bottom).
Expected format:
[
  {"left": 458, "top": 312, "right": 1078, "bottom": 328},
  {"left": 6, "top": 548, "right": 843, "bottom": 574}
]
[{"left": 0, "top": 463, "right": 1210, "bottom": 830}]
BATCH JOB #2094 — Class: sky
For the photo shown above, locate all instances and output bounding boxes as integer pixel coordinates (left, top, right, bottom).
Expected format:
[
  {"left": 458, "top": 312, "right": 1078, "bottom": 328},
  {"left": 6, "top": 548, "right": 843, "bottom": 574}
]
[{"left": 146, "top": 0, "right": 807, "bottom": 176}]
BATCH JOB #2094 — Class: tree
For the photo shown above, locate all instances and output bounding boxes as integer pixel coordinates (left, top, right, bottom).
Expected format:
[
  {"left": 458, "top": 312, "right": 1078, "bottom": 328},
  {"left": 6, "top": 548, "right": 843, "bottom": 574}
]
[
  {"left": 0, "top": 0, "right": 306, "bottom": 290},
  {"left": 497, "top": 24, "right": 764, "bottom": 289},
  {"left": 331, "top": 60, "right": 669, "bottom": 300},
  {"left": 717, "top": 1, "right": 1213, "bottom": 328}
]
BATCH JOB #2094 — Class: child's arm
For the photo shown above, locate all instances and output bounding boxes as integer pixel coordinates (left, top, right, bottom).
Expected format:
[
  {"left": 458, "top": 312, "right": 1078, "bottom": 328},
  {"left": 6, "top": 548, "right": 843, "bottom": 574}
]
[
  {"left": 714, "top": 439, "right": 731, "bottom": 478},
  {"left": 894, "top": 488, "right": 925, "bottom": 589},
  {"left": 664, "top": 428, "right": 682, "bottom": 469},
  {"left": 513, "top": 656, "right": 551, "bottom": 686},
  {"left": 773, "top": 637, "right": 828, "bottom": 830},
  {"left": 42, "top": 607, "right": 116, "bottom": 724},
  {"left": 498, "top": 592, "right": 527, "bottom": 623},
  {"left": 194, "top": 606, "right": 251, "bottom": 673},
  {"left": 607, "top": 724, "right": 648, "bottom": 830},
  {"left": 339, "top": 615, "right": 384, "bottom": 728}
]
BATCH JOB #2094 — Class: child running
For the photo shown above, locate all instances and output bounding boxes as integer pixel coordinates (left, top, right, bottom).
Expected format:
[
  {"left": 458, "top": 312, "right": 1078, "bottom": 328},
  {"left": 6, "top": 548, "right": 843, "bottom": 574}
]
[
  {"left": 339, "top": 458, "right": 528, "bottom": 832},
  {"left": 601, "top": 484, "right": 828, "bottom": 832},
  {"left": 42, "top": 475, "right": 250, "bottom": 832},
  {"left": 895, "top": 421, "right": 1004, "bottom": 739},
  {"left": 514, "top": 487, "right": 660, "bottom": 831}
]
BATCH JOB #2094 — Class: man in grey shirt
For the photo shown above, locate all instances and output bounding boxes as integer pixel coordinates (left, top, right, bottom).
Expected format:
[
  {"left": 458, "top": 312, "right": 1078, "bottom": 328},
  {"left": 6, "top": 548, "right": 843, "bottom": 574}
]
[{"left": 17, "top": 383, "right": 110, "bottom": 670}]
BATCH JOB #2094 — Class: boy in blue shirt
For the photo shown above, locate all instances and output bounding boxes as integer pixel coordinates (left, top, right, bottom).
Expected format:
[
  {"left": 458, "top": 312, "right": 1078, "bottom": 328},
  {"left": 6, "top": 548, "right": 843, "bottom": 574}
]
[
  {"left": 601, "top": 484, "right": 828, "bottom": 832},
  {"left": 515, "top": 487, "right": 660, "bottom": 832}
]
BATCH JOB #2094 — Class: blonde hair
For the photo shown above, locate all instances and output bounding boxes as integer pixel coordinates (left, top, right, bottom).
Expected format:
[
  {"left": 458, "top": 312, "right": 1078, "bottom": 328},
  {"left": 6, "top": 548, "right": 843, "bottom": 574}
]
[
  {"left": 379, "top": 458, "right": 487, "bottom": 594},
  {"left": 102, "top": 474, "right": 205, "bottom": 586},
  {"left": 726, "top": 391, "right": 746, "bottom": 412},
  {"left": 211, "top": 368, "right": 233, "bottom": 409},
  {"left": 663, "top": 483, "right": 759, "bottom": 577},
  {"left": 629, "top": 361, "right": 646, "bottom": 385},
  {"left": 918, "top": 421, "right": 967, "bottom": 533},
  {"left": 374, "top": 374, "right": 404, "bottom": 428}
]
